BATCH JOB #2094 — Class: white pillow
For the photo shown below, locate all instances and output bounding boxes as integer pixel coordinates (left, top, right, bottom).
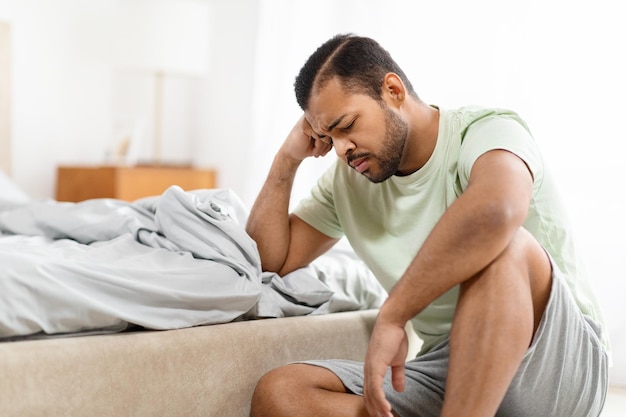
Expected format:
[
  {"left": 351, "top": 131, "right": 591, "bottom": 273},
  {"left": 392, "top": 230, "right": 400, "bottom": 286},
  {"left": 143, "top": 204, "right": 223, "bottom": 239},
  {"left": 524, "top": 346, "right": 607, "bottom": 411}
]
[{"left": 0, "top": 171, "right": 30, "bottom": 203}]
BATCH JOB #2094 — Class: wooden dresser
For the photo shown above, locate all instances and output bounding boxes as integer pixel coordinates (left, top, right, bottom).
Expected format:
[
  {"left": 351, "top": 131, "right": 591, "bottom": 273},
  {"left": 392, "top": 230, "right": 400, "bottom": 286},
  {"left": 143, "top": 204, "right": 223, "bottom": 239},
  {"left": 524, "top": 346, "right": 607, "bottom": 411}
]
[{"left": 56, "top": 165, "right": 217, "bottom": 202}]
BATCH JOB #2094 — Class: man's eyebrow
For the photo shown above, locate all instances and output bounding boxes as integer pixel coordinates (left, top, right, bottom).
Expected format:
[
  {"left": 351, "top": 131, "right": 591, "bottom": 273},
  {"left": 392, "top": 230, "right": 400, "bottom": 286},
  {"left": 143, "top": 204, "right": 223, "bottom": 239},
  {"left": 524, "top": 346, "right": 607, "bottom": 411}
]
[{"left": 325, "top": 115, "right": 346, "bottom": 132}]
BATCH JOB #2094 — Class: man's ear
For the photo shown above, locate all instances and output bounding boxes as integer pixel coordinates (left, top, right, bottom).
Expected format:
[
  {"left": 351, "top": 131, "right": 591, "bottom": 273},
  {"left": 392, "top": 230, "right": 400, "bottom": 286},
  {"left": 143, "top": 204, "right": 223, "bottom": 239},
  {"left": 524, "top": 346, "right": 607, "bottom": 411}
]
[{"left": 381, "top": 73, "right": 406, "bottom": 107}]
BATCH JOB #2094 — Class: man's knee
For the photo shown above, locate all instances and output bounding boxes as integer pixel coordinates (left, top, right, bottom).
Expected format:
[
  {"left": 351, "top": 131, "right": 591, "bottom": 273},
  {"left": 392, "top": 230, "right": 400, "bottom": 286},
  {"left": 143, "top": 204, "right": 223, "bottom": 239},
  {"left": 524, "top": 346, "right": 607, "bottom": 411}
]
[
  {"left": 250, "top": 366, "right": 294, "bottom": 417},
  {"left": 472, "top": 228, "right": 550, "bottom": 283},
  {"left": 495, "top": 228, "right": 552, "bottom": 304},
  {"left": 458, "top": 227, "right": 552, "bottom": 334},
  {"left": 250, "top": 363, "right": 345, "bottom": 417}
]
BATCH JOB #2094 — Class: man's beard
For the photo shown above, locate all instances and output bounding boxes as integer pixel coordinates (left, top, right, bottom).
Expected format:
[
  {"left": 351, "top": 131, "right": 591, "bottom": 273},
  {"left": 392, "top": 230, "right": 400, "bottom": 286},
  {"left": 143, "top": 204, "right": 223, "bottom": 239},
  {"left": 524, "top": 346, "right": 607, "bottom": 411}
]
[{"left": 362, "top": 104, "right": 408, "bottom": 183}]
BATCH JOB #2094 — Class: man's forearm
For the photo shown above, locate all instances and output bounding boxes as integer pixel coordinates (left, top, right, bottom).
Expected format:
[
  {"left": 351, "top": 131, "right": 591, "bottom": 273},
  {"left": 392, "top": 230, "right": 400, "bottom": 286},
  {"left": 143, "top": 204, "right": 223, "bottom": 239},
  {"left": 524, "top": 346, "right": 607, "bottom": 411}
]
[
  {"left": 246, "top": 152, "right": 302, "bottom": 272},
  {"left": 384, "top": 194, "right": 520, "bottom": 321},
  {"left": 380, "top": 151, "right": 532, "bottom": 326}
]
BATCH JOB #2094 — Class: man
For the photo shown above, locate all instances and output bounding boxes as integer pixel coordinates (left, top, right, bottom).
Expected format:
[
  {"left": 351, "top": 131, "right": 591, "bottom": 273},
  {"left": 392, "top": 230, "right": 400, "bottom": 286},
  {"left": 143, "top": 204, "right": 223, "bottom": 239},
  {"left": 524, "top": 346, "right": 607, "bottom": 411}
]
[{"left": 246, "top": 34, "right": 608, "bottom": 417}]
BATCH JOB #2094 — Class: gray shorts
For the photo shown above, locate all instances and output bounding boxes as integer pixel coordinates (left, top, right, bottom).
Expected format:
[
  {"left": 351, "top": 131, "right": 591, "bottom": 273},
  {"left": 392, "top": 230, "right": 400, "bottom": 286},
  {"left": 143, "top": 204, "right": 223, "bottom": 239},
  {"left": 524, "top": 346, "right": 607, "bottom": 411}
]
[{"left": 304, "top": 263, "right": 609, "bottom": 417}]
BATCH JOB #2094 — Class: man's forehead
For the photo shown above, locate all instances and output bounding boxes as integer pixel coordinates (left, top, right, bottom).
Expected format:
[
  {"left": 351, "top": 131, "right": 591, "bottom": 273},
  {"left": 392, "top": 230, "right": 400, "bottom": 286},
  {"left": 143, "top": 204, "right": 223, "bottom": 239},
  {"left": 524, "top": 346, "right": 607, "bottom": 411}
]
[
  {"left": 306, "top": 83, "right": 339, "bottom": 126},
  {"left": 305, "top": 79, "right": 354, "bottom": 134},
  {"left": 305, "top": 111, "right": 344, "bottom": 135}
]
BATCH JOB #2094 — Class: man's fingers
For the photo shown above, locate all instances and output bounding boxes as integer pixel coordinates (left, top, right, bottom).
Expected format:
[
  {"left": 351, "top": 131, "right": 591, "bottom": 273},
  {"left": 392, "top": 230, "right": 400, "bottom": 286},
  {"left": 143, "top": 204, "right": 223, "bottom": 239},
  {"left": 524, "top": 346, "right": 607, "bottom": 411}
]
[
  {"left": 364, "top": 363, "right": 393, "bottom": 417},
  {"left": 391, "top": 364, "right": 406, "bottom": 393},
  {"left": 364, "top": 382, "right": 393, "bottom": 417},
  {"left": 363, "top": 318, "right": 410, "bottom": 416},
  {"left": 310, "top": 136, "right": 333, "bottom": 157}
]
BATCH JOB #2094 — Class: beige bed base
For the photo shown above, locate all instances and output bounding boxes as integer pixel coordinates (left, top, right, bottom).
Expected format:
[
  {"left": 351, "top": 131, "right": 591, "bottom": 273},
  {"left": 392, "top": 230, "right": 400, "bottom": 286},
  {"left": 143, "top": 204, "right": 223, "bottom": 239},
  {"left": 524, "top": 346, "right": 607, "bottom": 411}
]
[{"left": 0, "top": 309, "right": 421, "bottom": 417}]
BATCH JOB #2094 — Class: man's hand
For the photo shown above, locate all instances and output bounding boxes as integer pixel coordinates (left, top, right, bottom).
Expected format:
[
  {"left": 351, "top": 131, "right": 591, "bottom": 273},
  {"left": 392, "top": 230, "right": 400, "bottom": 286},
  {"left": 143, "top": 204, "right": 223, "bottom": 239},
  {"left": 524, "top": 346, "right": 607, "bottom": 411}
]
[
  {"left": 280, "top": 115, "right": 333, "bottom": 162},
  {"left": 363, "top": 317, "right": 409, "bottom": 417}
]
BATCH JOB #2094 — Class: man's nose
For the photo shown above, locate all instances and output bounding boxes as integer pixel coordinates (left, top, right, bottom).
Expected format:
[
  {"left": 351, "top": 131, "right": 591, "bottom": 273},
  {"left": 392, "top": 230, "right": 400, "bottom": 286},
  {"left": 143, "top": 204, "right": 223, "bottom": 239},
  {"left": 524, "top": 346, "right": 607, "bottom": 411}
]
[{"left": 333, "top": 137, "right": 355, "bottom": 158}]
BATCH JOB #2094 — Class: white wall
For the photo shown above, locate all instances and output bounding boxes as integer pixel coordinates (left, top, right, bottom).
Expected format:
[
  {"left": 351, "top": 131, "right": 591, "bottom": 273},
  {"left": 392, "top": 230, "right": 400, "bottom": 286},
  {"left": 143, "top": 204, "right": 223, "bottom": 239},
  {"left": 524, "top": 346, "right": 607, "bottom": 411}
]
[
  {"left": 194, "top": 0, "right": 259, "bottom": 197},
  {"left": 0, "top": 0, "right": 228, "bottom": 197},
  {"left": 2, "top": 0, "right": 111, "bottom": 195},
  {"left": 1, "top": 0, "right": 625, "bottom": 385}
]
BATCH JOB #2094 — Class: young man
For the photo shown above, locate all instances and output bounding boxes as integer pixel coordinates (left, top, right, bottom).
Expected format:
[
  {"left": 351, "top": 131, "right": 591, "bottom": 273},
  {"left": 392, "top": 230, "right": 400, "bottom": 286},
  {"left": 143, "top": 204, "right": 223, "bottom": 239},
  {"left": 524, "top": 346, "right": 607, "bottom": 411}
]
[{"left": 246, "top": 34, "right": 608, "bottom": 417}]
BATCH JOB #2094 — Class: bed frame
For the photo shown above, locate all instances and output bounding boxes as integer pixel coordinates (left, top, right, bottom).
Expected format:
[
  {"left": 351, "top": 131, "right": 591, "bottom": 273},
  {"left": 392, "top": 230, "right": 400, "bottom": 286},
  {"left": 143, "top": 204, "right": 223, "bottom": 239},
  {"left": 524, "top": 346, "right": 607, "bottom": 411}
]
[
  {"left": 0, "top": 310, "right": 390, "bottom": 416},
  {"left": 0, "top": 310, "right": 420, "bottom": 416}
]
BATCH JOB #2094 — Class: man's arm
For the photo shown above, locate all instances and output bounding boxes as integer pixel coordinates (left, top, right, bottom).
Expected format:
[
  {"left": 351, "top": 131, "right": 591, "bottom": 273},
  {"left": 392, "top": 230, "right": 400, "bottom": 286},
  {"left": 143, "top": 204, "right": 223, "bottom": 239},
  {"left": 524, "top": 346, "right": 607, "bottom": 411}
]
[
  {"left": 381, "top": 148, "right": 533, "bottom": 320},
  {"left": 363, "top": 149, "right": 535, "bottom": 417},
  {"left": 246, "top": 116, "right": 338, "bottom": 275}
]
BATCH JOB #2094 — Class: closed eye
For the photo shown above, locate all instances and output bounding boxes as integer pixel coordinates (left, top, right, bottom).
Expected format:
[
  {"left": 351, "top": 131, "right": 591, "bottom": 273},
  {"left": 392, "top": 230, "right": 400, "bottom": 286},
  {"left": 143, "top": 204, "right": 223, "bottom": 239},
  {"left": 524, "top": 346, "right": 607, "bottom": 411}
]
[{"left": 341, "top": 120, "right": 355, "bottom": 131}]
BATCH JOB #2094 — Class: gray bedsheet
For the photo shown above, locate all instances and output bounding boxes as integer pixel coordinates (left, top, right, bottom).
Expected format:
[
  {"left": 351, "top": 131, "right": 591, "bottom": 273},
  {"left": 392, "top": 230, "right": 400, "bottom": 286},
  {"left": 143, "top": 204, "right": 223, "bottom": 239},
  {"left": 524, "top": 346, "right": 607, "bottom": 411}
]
[{"left": 0, "top": 187, "right": 386, "bottom": 339}]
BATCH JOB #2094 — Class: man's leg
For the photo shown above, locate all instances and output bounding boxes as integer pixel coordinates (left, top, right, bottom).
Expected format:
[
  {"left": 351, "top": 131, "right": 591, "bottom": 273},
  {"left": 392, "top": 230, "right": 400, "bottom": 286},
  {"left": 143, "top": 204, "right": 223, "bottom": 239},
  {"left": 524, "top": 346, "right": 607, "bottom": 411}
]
[
  {"left": 250, "top": 363, "right": 370, "bottom": 417},
  {"left": 251, "top": 228, "right": 553, "bottom": 417},
  {"left": 440, "top": 228, "right": 552, "bottom": 417}
]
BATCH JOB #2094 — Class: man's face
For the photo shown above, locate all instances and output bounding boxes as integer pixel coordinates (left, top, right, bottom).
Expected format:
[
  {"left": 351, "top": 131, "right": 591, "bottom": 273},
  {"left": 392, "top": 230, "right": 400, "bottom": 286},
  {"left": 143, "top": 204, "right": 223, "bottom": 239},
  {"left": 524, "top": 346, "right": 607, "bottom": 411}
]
[{"left": 305, "top": 77, "right": 409, "bottom": 183}]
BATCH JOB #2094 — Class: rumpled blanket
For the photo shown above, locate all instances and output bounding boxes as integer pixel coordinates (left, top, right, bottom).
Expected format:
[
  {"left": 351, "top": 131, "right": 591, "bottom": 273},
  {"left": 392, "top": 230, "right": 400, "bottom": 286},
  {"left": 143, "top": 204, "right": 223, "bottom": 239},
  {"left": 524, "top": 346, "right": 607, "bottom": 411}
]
[{"left": 0, "top": 186, "right": 386, "bottom": 339}]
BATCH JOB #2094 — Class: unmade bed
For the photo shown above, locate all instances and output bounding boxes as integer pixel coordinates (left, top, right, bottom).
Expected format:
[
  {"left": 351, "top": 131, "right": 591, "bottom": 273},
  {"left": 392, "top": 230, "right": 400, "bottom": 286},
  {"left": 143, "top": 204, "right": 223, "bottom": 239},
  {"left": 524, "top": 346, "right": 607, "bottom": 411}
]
[
  {"left": 0, "top": 173, "right": 413, "bottom": 416},
  {"left": 0, "top": 183, "right": 387, "bottom": 339}
]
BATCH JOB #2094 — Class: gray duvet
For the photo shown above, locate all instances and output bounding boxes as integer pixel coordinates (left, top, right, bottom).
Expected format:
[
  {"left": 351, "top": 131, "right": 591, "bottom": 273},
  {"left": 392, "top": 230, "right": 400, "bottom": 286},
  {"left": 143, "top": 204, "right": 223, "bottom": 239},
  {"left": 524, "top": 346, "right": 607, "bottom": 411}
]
[{"left": 0, "top": 187, "right": 386, "bottom": 339}]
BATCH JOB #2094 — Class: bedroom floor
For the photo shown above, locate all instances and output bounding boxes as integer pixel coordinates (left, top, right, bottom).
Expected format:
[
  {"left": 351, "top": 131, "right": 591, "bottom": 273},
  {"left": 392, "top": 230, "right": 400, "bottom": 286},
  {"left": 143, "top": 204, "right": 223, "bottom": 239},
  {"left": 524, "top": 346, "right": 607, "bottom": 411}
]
[{"left": 601, "top": 386, "right": 626, "bottom": 416}]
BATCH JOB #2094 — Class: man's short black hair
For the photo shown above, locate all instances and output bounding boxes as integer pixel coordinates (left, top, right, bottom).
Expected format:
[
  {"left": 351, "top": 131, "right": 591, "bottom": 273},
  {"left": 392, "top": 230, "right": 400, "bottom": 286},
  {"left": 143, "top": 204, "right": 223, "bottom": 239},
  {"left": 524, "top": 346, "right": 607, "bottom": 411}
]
[{"left": 294, "top": 34, "right": 417, "bottom": 110}]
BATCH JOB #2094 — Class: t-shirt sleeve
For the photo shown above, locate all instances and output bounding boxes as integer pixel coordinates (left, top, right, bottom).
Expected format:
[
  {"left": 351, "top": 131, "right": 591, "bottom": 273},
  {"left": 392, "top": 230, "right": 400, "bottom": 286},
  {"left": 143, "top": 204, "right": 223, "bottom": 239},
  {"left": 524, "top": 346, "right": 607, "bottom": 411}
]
[
  {"left": 292, "top": 160, "right": 345, "bottom": 239},
  {"left": 457, "top": 115, "right": 544, "bottom": 195}
]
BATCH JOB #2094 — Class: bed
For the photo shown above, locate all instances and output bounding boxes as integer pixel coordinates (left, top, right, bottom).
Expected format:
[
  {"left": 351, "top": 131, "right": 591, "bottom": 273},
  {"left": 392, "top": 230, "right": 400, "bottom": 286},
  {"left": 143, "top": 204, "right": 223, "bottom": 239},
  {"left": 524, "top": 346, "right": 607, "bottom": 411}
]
[{"left": 0, "top": 171, "right": 420, "bottom": 416}]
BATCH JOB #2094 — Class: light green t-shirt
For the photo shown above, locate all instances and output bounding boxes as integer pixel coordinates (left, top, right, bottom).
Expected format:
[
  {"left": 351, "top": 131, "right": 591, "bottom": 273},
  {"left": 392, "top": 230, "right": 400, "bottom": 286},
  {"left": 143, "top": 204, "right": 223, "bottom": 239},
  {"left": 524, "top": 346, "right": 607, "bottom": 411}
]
[{"left": 294, "top": 106, "right": 606, "bottom": 354}]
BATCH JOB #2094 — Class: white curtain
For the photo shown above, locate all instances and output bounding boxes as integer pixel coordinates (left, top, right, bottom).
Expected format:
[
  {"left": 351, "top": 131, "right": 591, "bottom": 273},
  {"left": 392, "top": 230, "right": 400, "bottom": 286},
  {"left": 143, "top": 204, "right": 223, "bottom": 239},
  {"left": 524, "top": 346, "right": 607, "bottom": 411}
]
[{"left": 245, "top": 0, "right": 626, "bottom": 385}]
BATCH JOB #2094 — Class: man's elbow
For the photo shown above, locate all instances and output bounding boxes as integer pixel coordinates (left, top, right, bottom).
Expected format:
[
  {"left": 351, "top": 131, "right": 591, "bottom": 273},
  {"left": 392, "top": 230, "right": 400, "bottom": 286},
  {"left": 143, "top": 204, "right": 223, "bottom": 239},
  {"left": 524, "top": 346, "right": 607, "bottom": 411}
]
[
  {"left": 257, "top": 249, "right": 288, "bottom": 276},
  {"left": 481, "top": 198, "right": 529, "bottom": 236}
]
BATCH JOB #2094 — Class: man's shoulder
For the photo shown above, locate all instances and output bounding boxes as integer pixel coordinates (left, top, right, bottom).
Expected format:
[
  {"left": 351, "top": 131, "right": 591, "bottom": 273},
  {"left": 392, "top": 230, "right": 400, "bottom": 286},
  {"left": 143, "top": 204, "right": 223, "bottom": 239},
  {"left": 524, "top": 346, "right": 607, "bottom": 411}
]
[
  {"left": 440, "top": 105, "right": 530, "bottom": 139},
  {"left": 449, "top": 105, "right": 522, "bottom": 123}
]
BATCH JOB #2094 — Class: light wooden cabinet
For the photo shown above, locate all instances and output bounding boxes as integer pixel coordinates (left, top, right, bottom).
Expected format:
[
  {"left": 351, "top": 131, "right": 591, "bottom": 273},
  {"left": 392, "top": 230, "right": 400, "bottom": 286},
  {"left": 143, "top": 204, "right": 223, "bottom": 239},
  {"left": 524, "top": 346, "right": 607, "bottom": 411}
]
[{"left": 56, "top": 165, "right": 217, "bottom": 202}]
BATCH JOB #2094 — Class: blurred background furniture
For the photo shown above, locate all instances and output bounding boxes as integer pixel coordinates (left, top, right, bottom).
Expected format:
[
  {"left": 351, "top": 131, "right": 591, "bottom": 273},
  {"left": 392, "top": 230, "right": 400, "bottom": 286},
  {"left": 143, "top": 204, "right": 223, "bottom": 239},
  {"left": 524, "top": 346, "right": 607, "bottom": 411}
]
[{"left": 56, "top": 165, "right": 216, "bottom": 202}]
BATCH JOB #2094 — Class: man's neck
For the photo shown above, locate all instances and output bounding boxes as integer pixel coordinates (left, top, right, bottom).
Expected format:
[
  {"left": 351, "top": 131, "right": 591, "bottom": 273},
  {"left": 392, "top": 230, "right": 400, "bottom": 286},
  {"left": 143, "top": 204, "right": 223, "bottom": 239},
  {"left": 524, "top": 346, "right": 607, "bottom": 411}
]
[{"left": 398, "top": 101, "right": 440, "bottom": 175}]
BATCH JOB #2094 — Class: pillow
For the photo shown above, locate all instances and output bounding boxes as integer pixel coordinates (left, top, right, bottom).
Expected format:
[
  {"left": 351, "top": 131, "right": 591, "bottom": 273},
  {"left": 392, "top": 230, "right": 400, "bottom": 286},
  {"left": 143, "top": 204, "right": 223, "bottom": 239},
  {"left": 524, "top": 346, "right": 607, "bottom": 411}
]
[{"left": 0, "top": 171, "right": 30, "bottom": 204}]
